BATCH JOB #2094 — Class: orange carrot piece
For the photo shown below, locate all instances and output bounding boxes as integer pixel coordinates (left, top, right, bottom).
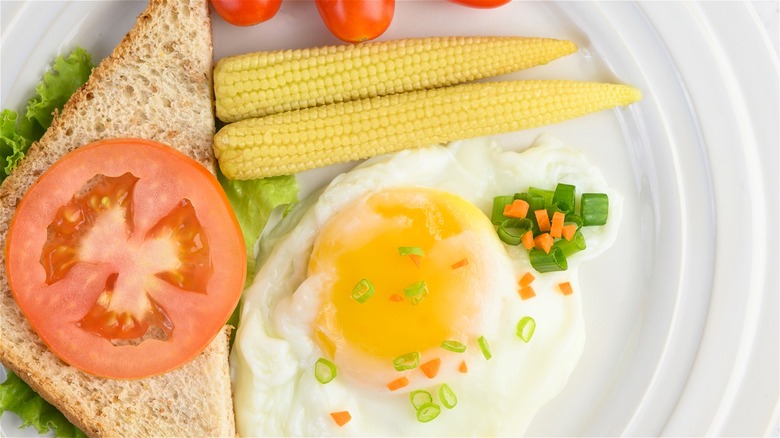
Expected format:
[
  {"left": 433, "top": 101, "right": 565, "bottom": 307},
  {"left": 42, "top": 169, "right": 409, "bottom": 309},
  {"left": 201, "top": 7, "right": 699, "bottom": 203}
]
[
  {"left": 534, "top": 233, "right": 554, "bottom": 254},
  {"left": 408, "top": 254, "right": 421, "bottom": 268},
  {"left": 387, "top": 376, "right": 410, "bottom": 391},
  {"left": 420, "top": 358, "right": 441, "bottom": 379},
  {"left": 558, "top": 281, "right": 574, "bottom": 296},
  {"left": 562, "top": 224, "right": 577, "bottom": 241},
  {"left": 389, "top": 294, "right": 404, "bottom": 302},
  {"left": 330, "top": 411, "right": 352, "bottom": 427},
  {"left": 451, "top": 258, "right": 470, "bottom": 270},
  {"left": 550, "top": 211, "right": 565, "bottom": 238},
  {"left": 519, "top": 272, "right": 535, "bottom": 287},
  {"left": 535, "top": 209, "right": 551, "bottom": 232},
  {"left": 521, "top": 230, "right": 535, "bottom": 250},
  {"left": 503, "top": 199, "right": 529, "bottom": 219},
  {"left": 518, "top": 285, "right": 536, "bottom": 300},
  {"left": 458, "top": 360, "right": 468, "bottom": 373}
]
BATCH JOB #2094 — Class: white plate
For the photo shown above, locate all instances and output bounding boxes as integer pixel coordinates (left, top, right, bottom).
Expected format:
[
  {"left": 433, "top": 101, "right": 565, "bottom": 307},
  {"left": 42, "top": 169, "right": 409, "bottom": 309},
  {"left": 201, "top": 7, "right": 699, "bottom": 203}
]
[{"left": 1, "top": 1, "right": 777, "bottom": 436}]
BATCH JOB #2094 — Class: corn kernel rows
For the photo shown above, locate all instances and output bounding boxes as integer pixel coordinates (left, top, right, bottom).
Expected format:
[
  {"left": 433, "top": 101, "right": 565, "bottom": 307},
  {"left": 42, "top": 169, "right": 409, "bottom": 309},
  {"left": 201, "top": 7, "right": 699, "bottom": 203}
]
[
  {"left": 214, "top": 80, "right": 642, "bottom": 179},
  {"left": 214, "top": 36, "right": 577, "bottom": 122}
]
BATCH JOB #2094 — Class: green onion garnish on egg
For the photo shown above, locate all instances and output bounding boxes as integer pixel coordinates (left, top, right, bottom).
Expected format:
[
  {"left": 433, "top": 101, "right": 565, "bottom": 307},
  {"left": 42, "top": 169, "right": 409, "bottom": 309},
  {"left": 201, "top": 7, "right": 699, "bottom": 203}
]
[
  {"left": 404, "top": 280, "right": 429, "bottom": 305},
  {"left": 515, "top": 192, "right": 546, "bottom": 214},
  {"left": 438, "top": 384, "right": 458, "bottom": 409},
  {"left": 477, "top": 336, "right": 492, "bottom": 360},
  {"left": 529, "top": 247, "right": 568, "bottom": 273},
  {"left": 416, "top": 403, "right": 442, "bottom": 423},
  {"left": 497, "top": 218, "right": 533, "bottom": 246},
  {"left": 528, "top": 187, "right": 554, "bottom": 206},
  {"left": 580, "top": 193, "right": 609, "bottom": 226},
  {"left": 410, "top": 390, "right": 433, "bottom": 410},
  {"left": 398, "top": 246, "right": 424, "bottom": 256},
  {"left": 314, "top": 358, "right": 337, "bottom": 384},
  {"left": 564, "top": 213, "right": 584, "bottom": 229},
  {"left": 516, "top": 316, "right": 536, "bottom": 343},
  {"left": 440, "top": 340, "right": 467, "bottom": 353},
  {"left": 351, "top": 278, "right": 376, "bottom": 303},
  {"left": 491, "top": 195, "right": 515, "bottom": 224},
  {"left": 393, "top": 352, "right": 420, "bottom": 371},
  {"left": 552, "top": 183, "right": 576, "bottom": 214},
  {"left": 553, "top": 230, "right": 586, "bottom": 257}
]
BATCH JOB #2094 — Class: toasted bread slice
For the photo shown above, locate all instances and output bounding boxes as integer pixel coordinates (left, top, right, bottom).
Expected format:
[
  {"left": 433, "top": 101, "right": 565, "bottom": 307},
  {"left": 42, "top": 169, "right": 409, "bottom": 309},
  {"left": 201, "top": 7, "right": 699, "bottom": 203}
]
[{"left": 0, "top": 0, "right": 236, "bottom": 436}]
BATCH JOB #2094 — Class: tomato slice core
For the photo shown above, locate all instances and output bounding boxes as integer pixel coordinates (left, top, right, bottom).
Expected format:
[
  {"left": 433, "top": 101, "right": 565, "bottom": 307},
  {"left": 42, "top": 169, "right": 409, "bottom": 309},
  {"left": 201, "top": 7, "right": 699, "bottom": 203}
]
[{"left": 6, "top": 138, "right": 246, "bottom": 379}]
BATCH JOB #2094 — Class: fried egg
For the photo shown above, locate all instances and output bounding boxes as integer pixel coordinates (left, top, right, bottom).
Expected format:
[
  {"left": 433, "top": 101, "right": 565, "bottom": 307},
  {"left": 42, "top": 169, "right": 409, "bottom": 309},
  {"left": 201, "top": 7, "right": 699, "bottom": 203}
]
[{"left": 231, "top": 135, "right": 621, "bottom": 436}]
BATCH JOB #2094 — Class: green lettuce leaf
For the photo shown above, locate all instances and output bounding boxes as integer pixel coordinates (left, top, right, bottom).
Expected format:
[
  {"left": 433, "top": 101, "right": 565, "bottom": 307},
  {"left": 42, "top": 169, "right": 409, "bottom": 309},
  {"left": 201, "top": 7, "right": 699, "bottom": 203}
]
[
  {"left": 0, "top": 47, "right": 93, "bottom": 181},
  {"left": 0, "top": 371, "right": 86, "bottom": 438},
  {"left": 21, "top": 47, "right": 93, "bottom": 141},
  {"left": 217, "top": 170, "right": 299, "bottom": 283}
]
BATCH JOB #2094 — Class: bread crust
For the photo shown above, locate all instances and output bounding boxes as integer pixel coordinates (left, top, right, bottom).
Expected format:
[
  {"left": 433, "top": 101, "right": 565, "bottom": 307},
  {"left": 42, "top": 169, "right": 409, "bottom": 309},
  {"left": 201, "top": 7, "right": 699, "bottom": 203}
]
[{"left": 0, "top": 0, "right": 236, "bottom": 436}]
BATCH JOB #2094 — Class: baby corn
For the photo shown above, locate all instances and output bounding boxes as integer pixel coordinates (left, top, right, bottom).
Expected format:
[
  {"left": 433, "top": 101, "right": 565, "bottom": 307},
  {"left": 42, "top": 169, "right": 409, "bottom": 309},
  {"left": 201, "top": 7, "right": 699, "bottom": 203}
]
[
  {"left": 214, "top": 80, "right": 642, "bottom": 180},
  {"left": 214, "top": 36, "right": 578, "bottom": 122}
]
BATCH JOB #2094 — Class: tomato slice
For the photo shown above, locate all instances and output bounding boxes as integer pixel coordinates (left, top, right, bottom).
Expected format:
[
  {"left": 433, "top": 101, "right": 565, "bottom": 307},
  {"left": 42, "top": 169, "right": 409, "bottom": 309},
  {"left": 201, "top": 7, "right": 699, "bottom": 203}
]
[{"left": 5, "top": 138, "right": 246, "bottom": 379}]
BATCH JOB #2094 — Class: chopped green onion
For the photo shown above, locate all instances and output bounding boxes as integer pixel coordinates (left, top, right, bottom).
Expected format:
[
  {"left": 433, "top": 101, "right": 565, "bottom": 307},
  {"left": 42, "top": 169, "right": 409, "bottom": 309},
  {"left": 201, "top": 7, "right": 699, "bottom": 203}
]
[
  {"left": 351, "top": 278, "right": 376, "bottom": 303},
  {"left": 516, "top": 316, "right": 536, "bottom": 343},
  {"left": 491, "top": 195, "right": 515, "bottom": 224},
  {"left": 477, "top": 336, "right": 492, "bottom": 360},
  {"left": 416, "top": 403, "right": 441, "bottom": 423},
  {"left": 564, "top": 214, "right": 584, "bottom": 229},
  {"left": 515, "top": 192, "right": 546, "bottom": 213},
  {"left": 552, "top": 183, "right": 576, "bottom": 214},
  {"left": 404, "top": 280, "right": 428, "bottom": 305},
  {"left": 398, "top": 246, "right": 424, "bottom": 257},
  {"left": 497, "top": 218, "right": 533, "bottom": 246},
  {"left": 438, "top": 384, "right": 458, "bottom": 409},
  {"left": 553, "top": 230, "right": 586, "bottom": 257},
  {"left": 529, "top": 247, "right": 568, "bottom": 273},
  {"left": 580, "top": 193, "right": 609, "bottom": 226},
  {"left": 410, "top": 390, "right": 433, "bottom": 410},
  {"left": 314, "top": 358, "right": 337, "bottom": 384},
  {"left": 528, "top": 187, "right": 554, "bottom": 207},
  {"left": 393, "top": 352, "right": 420, "bottom": 371},
  {"left": 440, "top": 340, "right": 467, "bottom": 353}
]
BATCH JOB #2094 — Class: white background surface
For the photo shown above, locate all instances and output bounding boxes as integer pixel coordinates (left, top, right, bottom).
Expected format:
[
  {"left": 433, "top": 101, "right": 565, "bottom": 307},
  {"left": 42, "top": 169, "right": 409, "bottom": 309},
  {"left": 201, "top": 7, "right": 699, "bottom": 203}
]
[{"left": 0, "top": 1, "right": 778, "bottom": 437}]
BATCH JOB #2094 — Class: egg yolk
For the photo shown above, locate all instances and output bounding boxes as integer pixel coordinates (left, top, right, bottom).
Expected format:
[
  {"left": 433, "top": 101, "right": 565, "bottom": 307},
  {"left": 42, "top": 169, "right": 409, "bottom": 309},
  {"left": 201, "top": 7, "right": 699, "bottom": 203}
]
[{"left": 309, "top": 187, "right": 494, "bottom": 379}]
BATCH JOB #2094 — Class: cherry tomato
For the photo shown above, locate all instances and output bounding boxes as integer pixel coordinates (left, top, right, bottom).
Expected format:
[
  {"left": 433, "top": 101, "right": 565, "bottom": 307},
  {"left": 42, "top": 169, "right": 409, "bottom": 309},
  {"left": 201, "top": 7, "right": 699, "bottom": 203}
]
[
  {"left": 6, "top": 138, "right": 246, "bottom": 379},
  {"left": 448, "top": 0, "right": 511, "bottom": 8},
  {"left": 211, "top": 0, "right": 282, "bottom": 26},
  {"left": 315, "top": 0, "right": 395, "bottom": 43}
]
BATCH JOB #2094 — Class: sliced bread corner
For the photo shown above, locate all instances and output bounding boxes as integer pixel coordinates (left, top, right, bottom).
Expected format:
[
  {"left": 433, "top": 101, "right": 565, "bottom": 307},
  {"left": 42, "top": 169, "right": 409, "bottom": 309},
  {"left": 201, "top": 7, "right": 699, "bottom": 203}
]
[{"left": 0, "top": 0, "right": 236, "bottom": 436}]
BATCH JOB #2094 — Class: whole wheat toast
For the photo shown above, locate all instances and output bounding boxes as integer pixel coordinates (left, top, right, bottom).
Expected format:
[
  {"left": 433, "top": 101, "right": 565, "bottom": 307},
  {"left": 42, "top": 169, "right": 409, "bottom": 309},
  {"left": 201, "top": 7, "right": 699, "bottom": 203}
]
[{"left": 0, "top": 0, "right": 236, "bottom": 436}]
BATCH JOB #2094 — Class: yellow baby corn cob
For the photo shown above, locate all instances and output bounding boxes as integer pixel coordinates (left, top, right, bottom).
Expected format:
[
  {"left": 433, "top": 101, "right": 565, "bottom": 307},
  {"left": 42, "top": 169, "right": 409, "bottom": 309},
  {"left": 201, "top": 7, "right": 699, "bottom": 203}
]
[
  {"left": 214, "top": 80, "right": 642, "bottom": 180},
  {"left": 214, "top": 36, "right": 578, "bottom": 122}
]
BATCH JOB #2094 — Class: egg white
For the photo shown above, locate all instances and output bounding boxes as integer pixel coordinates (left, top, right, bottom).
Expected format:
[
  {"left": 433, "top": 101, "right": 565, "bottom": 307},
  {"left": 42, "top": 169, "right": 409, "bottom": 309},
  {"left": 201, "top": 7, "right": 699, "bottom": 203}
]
[{"left": 231, "top": 135, "right": 621, "bottom": 436}]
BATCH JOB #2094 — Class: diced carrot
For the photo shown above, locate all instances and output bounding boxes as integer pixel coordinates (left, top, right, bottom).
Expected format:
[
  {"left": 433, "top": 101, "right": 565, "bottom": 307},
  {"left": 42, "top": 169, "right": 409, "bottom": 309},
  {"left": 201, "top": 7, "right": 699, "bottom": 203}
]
[
  {"left": 519, "top": 272, "right": 535, "bottom": 287},
  {"left": 451, "top": 258, "right": 470, "bottom": 270},
  {"left": 387, "top": 376, "right": 410, "bottom": 391},
  {"left": 330, "top": 411, "right": 352, "bottom": 427},
  {"left": 558, "top": 281, "right": 574, "bottom": 296},
  {"left": 408, "top": 254, "right": 421, "bottom": 268},
  {"left": 535, "top": 209, "right": 551, "bottom": 232},
  {"left": 562, "top": 224, "right": 577, "bottom": 241},
  {"left": 420, "top": 358, "right": 441, "bottom": 379},
  {"left": 389, "top": 294, "right": 404, "bottom": 302},
  {"left": 458, "top": 360, "right": 468, "bottom": 373},
  {"left": 550, "top": 211, "right": 565, "bottom": 238},
  {"left": 521, "top": 229, "right": 535, "bottom": 250},
  {"left": 518, "top": 285, "right": 536, "bottom": 300},
  {"left": 503, "top": 199, "right": 529, "bottom": 218},
  {"left": 534, "top": 233, "right": 554, "bottom": 254}
]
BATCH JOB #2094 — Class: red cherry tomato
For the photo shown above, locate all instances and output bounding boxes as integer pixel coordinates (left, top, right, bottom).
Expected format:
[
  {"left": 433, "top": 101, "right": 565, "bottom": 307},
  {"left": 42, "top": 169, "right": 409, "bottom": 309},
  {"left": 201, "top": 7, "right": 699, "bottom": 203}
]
[
  {"left": 448, "top": 0, "right": 511, "bottom": 8},
  {"left": 211, "top": 0, "right": 282, "bottom": 26},
  {"left": 315, "top": 0, "right": 395, "bottom": 43}
]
